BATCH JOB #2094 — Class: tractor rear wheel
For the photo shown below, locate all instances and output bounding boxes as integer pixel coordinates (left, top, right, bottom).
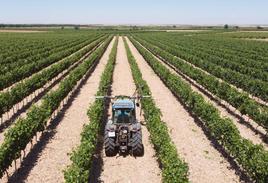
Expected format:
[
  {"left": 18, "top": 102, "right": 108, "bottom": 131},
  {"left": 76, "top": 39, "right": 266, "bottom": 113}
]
[
  {"left": 131, "top": 130, "right": 144, "bottom": 156},
  {"left": 104, "top": 131, "right": 116, "bottom": 156}
]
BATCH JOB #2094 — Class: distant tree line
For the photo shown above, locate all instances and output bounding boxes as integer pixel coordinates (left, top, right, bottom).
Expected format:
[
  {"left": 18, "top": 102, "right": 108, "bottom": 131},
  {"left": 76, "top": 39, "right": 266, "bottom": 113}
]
[
  {"left": 223, "top": 24, "right": 266, "bottom": 30},
  {"left": 0, "top": 24, "right": 266, "bottom": 31}
]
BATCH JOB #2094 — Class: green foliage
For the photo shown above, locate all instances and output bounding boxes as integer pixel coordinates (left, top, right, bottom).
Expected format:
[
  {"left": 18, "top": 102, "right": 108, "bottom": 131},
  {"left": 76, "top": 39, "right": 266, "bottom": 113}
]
[
  {"left": 0, "top": 33, "right": 104, "bottom": 90},
  {"left": 129, "top": 36, "right": 268, "bottom": 183},
  {"left": 64, "top": 37, "right": 118, "bottom": 182},
  {"left": 132, "top": 35, "right": 268, "bottom": 132},
  {"left": 133, "top": 33, "right": 268, "bottom": 101},
  {"left": 0, "top": 36, "right": 106, "bottom": 117},
  {"left": 123, "top": 37, "right": 189, "bottom": 183},
  {"left": 0, "top": 36, "right": 113, "bottom": 178}
]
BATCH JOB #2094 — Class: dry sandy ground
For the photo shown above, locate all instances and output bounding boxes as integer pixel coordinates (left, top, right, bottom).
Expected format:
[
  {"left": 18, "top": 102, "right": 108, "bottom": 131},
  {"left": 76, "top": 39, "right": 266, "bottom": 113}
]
[
  {"left": 2, "top": 39, "right": 116, "bottom": 183},
  {"left": 141, "top": 43, "right": 268, "bottom": 150},
  {"left": 100, "top": 37, "right": 161, "bottom": 183},
  {"left": 0, "top": 30, "right": 47, "bottom": 33},
  {"left": 126, "top": 37, "right": 241, "bottom": 183}
]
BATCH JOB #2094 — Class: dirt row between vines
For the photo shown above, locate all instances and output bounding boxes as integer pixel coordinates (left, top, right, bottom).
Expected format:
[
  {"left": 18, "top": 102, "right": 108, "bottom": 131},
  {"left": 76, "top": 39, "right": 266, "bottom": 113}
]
[
  {"left": 125, "top": 37, "right": 242, "bottom": 183},
  {"left": 1, "top": 38, "right": 115, "bottom": 183},
  {"left": 0, "top": 41, "right": 103, "bottom": 145},
  {"left": 99, "top": 37, "right": 161, "bottom": 183},
  {"left": 136, "top": 40, "right": 268, "bottom": 150}
]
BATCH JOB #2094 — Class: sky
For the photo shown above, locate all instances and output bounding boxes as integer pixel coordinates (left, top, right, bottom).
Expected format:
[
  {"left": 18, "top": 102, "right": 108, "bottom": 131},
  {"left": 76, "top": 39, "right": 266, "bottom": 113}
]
[{"left": 0, "top": 0, "right": 267, "bottom": 25}]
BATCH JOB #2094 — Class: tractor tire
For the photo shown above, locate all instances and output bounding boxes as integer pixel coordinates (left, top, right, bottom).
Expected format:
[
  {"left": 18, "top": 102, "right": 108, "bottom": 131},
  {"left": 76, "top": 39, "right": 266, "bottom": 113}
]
[
  {"left": 104, "top": 131, "right": 117, "bottom": 156},
  {"left": 131, "top": 130, "right": 144, "bottom": 156}
]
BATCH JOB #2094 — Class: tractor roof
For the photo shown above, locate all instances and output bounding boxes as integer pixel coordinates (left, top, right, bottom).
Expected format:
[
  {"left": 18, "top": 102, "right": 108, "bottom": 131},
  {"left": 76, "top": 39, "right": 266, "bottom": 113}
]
[{"left": 112, "top": 99, "right": 134, "bottom": 109}]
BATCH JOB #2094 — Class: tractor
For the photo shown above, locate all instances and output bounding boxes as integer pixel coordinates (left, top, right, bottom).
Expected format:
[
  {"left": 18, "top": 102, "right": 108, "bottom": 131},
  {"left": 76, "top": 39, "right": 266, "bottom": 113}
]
[{"left": 96, "top": 88, "right": 149, "bottom": 156}]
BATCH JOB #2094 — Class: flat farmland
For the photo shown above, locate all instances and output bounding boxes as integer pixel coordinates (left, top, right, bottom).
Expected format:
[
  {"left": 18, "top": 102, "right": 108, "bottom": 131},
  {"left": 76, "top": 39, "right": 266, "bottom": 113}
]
[{"left": 0, "top": 30, "right": 267, "bottom": 183}]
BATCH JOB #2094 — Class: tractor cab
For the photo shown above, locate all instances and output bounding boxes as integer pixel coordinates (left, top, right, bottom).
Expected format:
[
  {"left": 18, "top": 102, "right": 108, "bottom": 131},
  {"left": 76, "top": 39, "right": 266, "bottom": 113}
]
[{"left": 112, "top": 99, "right": 136, "bottom": 124}]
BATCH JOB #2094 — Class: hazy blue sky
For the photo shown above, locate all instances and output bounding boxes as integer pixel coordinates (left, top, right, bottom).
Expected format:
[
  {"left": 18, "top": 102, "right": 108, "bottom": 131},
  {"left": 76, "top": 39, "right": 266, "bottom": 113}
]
[{"left": 0, "top": 0, "right": 267, "bottom": 25}]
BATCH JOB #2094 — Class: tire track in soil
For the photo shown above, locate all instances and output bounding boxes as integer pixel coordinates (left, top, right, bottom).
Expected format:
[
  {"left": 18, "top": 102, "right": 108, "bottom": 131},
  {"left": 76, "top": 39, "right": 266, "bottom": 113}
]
[
  {"left": 99, "top": 37, "right": 161, "bottom": 183},
  {"left": 2, "top": 38, "right": 115, "bottom": 183},
  {"left": 126, "top": 37, "right": 241, "bottom": 183}
]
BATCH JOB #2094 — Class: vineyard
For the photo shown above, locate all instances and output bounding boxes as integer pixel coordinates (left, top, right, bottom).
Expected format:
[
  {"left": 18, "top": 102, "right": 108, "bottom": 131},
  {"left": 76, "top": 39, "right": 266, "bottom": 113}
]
[{"left": 0, "top": 30, "right": 267, "bottom": 183}]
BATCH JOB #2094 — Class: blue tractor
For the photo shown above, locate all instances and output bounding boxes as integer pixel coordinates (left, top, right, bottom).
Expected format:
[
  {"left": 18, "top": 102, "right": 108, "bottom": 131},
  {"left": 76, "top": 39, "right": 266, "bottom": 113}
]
[{"left": 97, "top": 91, "right": 149, "bottom": 156}]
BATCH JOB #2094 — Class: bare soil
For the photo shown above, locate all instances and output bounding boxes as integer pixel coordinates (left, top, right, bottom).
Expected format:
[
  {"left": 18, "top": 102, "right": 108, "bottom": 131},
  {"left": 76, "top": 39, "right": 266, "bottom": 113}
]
[
  {"left": 141, "top": 42, "right": 268, "bottom": 149},
  {"left": 126, "top": 37, "right": 241, "bottom": 183},
  {"left": 99, "top": 37, "right": 161, "bottom": 183},
  {"left": 1, "top": 39, "right": 116, "bottom": 183}
]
